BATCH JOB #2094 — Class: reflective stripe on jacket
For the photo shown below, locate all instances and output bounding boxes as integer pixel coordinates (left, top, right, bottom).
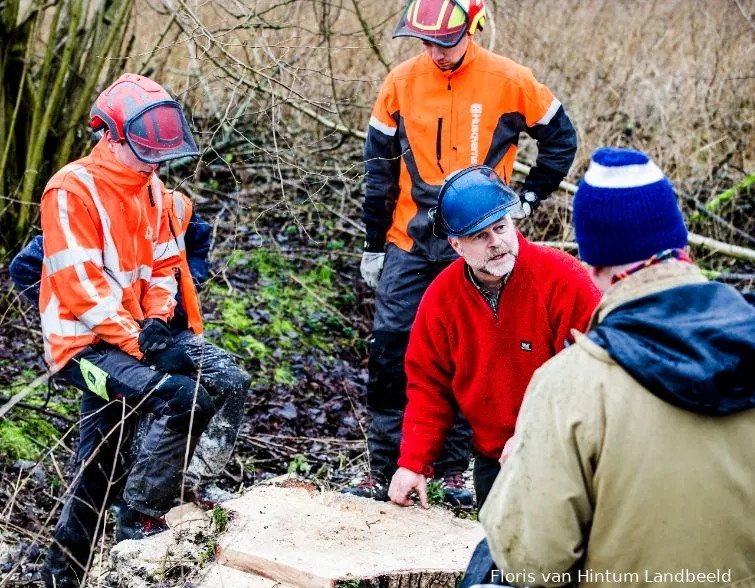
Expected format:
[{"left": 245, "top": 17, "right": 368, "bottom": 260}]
[
  {"left": 362, "top": 41, "right": 577, "bottom": 259},
  {"left": 40, "top": 140, "right": 182, "bottom": 370}
]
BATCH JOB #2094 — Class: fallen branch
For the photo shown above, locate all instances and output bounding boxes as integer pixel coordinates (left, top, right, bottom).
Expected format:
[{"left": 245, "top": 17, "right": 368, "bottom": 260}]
[
  {"left": 0, "top": 373, "right": 51, "bottom": 420},
  {"left": 688, "top": 172, "right": 755, "bottom": 222},
  {"left": 687, "top": 233, "right": 755, "bottom": 263}
]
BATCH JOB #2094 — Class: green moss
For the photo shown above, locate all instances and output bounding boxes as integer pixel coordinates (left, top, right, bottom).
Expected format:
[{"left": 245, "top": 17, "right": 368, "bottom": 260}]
[
  {"left": 0, "top": 412, "right": 61, "bottom": 461},
  {"left": 211, "top": 505, "right": 229, "bottom": 533},
  {"left": 223, "top": 298, "right": 253, "bottom": 331},
  {"left": 274, "top": 366, "right": 297, "bottom": 386},
  {"left": 287, "top": 454, "right": 311, "bottom": 475},
  {"left": 204, "top": 247, "right": 363, "bottom": 390},
  {"left": 242, "top": 335, "right": 269, "bottom": 360},
  {"left": 227, "top": 250, "right": 249, "bottom": 269},
  {"left": 426, "top": 479, "right": 446, "bottom": 506}
]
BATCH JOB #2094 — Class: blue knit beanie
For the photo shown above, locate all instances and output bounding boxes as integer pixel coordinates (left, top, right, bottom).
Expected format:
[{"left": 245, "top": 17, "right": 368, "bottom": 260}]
[{"left": 573, "top": 147, "right": 688, "bottom": 267}]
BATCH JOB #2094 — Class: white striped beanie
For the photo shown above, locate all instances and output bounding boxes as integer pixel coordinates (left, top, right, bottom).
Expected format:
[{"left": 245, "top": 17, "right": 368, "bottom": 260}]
[{"left": 573, "top": 147, "right": 688, "bottom": 266}]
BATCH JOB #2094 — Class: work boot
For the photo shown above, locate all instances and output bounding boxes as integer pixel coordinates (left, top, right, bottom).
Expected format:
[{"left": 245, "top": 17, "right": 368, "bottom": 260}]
[
  {"left": 439, "top": 471, "right": 474, "bottom": 508},
  {"left": 40, "top": 544, "right": 82, "bottom": 588},
  {"left": 342, "top": 472, "right": 389, "bottom": 502},
  {"left": 115, "top": 506, "right": 169, "bottom": 542}
]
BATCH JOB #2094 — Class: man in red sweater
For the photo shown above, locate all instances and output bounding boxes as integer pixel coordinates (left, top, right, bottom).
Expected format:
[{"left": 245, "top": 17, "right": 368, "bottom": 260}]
[{"left": 388, "top": 165, "right": 600, "bottom": 509}]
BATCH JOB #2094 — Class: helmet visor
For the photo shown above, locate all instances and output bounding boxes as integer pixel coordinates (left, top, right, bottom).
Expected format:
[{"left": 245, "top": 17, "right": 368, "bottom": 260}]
[
  {"left": 124, "top": 101, "right": 199, "bottom": 164},
  {"left": 393, "top": 0, "right": 469, "bottom": 48}
]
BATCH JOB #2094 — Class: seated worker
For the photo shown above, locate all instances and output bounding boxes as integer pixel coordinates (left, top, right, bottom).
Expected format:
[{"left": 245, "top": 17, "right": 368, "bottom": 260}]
[
  {"left": 480, "top": 148, "right": 755, "bottom": 587},
  {"left": 388, "top": 166, "right": 600, "bottom": 509},
  {"left": 32, "top": 73, "right": 250, "bottom": 588},
  {"left": 10, "top": 196, "right": 243, "bottom": 504}
]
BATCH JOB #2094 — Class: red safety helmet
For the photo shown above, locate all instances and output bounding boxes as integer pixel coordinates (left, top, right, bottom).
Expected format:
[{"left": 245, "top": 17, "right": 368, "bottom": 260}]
[
  {"left": 393, "top": 0, "right": 486, "bottom": 48},
  {"left": 89, "top": 73, "right": 199, "bottom": 164}
]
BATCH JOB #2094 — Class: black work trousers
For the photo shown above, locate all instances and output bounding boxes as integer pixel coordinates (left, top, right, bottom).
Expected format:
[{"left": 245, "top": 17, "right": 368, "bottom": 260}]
[
  {"left": 367, "top": 244, "right": 472, "bottom": 481},
  {"left": 43, "top": 336, "right": 227, "bottom": 586},
  {"left": 473, "top": 453, "right": 501, "bottom": 509}
]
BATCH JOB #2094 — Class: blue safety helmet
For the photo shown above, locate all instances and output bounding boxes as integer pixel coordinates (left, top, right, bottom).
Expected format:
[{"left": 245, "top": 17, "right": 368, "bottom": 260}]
[{"left": 429, "top": 165, "right": 518, "bottom": 238}]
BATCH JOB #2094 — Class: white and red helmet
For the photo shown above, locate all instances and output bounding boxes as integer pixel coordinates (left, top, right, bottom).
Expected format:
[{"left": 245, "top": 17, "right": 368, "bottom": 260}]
[
  {"left": 393, "top": 0, "right": 486, "bottom": 48},
  {"left": 89, "top": 73, "right": 199, "bottom": 164}
]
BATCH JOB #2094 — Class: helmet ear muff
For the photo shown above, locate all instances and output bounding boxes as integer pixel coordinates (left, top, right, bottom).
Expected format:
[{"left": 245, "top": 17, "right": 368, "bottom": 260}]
[
  {"left": 431, "top": 166, "right": 472, "bottom": 239},
  {"left": 468, "top": 11, "right": 485, "bottom": 33}
]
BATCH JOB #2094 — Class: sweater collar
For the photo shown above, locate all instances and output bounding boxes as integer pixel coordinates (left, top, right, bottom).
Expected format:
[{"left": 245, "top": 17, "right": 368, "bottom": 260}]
[{"left": 90, "top": 139, "right": 154, "bottom": 193}]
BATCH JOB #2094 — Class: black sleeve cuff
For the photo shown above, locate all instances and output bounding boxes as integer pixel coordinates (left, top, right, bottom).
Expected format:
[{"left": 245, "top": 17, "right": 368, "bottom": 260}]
[
  {"left": 364, "top": 231, "right": 387, "bottom": 253},
  {"left": 523, "top": 163, "right": 566, "bottom": 200}
]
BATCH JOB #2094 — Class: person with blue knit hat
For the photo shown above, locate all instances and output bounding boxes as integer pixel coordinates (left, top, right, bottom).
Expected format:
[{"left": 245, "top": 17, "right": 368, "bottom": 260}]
[
  {"left": 385, "top": 165, "right": 600, "bottom": 511},
  {"left": 477, "top": 147, "right": 755, "bottom": 587}
]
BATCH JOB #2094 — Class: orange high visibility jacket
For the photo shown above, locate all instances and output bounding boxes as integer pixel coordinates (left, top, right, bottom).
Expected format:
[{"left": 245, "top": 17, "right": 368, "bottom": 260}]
[
  {"left": 164, "top": 189, "right": 203, "bottom": 336},
  {"left": 39, "top": 140, "right": 201, "bottom": 371},
  {"left": 362, "top": 41, "right": 577, "bottom": 259}
]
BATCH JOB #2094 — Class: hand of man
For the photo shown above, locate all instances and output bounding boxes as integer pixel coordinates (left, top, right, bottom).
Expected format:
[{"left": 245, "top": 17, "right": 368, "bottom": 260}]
[
  {"left": 146, "top": 346, "right": 197, "bottom": 376},
  {"left": 499, "top": 435, "right": 516, "bottom": 466},
  {"left": 509, "top": 191, "right": 541, "bottom": 219},
  {"left": 388, "top": 467, "right": 429, "bottom": 509},
  {"left": 360, "top": 252, "right": 385, "bottom": 289},
  {"left": 138, "top": 318, "right": 173, "bottom": 355}
]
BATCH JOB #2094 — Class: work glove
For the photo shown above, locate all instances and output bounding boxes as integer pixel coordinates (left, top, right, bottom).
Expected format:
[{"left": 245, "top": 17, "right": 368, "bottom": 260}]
[
  {"left": 509, "top": 191, "right": 541, "bottom": 219},
  {"left": 146, "top": 346, "right": 197, "bottom": 376},
  {"left": 360, "top": 252, "right": 385, "bottom": 290},
  {"left": 138, "top": 318, "right": 173, "bottom": 355}
]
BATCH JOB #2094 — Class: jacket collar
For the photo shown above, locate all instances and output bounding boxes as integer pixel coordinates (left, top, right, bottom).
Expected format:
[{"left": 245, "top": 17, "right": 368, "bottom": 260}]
[
  {"left": 90, "top": 139, "right": 154, "bottom": 193},
  {"left": 588, "top": 260, "right": 708, "bottom": 330},
  {"left": 423, "top": 39, "right": 480, "bottom": 80}
]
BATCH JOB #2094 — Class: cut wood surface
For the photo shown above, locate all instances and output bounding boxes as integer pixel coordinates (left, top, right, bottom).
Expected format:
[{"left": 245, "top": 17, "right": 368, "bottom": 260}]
[
  {"left": 215, "top": 484, "right": 484, "bottom": 588},
  {"left": 197, "top": 563, "right": 296, "bottom": 588},
  {"left": 109, "top": 484, "right": 483, "bottom": 588}
]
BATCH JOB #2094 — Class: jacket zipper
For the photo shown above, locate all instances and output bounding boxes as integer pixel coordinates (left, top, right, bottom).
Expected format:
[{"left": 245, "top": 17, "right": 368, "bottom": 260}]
[{"left": 436, "top": 118, "right": 444, "bottom": 174}]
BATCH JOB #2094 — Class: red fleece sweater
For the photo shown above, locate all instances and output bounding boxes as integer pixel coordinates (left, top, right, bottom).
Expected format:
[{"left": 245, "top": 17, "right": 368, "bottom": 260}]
[{"left": 399, "top": 234, "right": 601, "bottom": 475}]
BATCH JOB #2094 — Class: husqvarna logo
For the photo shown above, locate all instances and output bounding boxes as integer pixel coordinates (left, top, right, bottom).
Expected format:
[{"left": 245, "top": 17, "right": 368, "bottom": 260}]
[{"left": 470, "top": 103, "right": 483, "bottom": 164}]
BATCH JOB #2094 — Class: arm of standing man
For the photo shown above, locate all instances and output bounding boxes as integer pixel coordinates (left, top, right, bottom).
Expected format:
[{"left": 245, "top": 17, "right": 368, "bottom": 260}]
[
  {"left": 361, "top": 73, "right": 402, "bottom": 287},
  {"left": 389, "top": 294, "right": 457, "bottom": 508},
  {"left": 511, "top": 69, "right": 578, "bottom": 217},
  {"left": 522, "top": 102, "right": 577, "bottom": 200}
]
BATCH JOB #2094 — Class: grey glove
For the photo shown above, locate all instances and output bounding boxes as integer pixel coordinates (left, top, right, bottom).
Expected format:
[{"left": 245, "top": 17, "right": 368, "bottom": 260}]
[
  {"left": 510, "top": 191, "right": 541, "bottom": 219},
  {"left": 360, "top": 252, "right": 385, "bottom": 289}
]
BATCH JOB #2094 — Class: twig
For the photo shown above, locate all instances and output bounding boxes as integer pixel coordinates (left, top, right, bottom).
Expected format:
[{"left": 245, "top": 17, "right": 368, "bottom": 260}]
[
  {"left": 688, "top": 233, "right": 755, "bottom": 263},
  {"left": 0, "top": 373, "right": 51, "bottom": 420},
  {"left": 351, "top": 0, "right": 390, "bottom": 72}
]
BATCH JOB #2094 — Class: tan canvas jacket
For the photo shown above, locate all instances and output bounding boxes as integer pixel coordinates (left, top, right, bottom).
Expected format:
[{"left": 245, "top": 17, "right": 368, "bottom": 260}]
[{"left": 480, "top": 261, "right": 755, "bottom": 588}]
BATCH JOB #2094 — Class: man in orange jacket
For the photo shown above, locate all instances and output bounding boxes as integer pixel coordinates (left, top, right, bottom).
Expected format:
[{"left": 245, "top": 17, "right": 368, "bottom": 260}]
[
  {"left": 38, "top": 74, "right": 249, "bottom": 588},
  {"left": 350, "top": 0, "right": 577, "bottom": 504}
]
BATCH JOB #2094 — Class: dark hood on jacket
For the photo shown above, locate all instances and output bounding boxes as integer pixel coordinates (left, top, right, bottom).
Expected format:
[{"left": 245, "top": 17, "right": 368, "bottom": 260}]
[{"left": 589, "top": 282, "right": 755, "bottom": 416}]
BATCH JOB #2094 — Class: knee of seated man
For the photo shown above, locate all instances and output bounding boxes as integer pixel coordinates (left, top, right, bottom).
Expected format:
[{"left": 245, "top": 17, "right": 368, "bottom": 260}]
[
  {"left": 206, "top": 361, "right": 251, "bottom": 409},
  {"left": 158, "top": 375, "right": 215, "bottom": 431}
]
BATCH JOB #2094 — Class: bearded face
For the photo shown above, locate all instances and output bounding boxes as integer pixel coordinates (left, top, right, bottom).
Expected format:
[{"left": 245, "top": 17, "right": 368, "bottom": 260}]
[{"left": 450, "top": 215, "right": 519, "bottom": 281}]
